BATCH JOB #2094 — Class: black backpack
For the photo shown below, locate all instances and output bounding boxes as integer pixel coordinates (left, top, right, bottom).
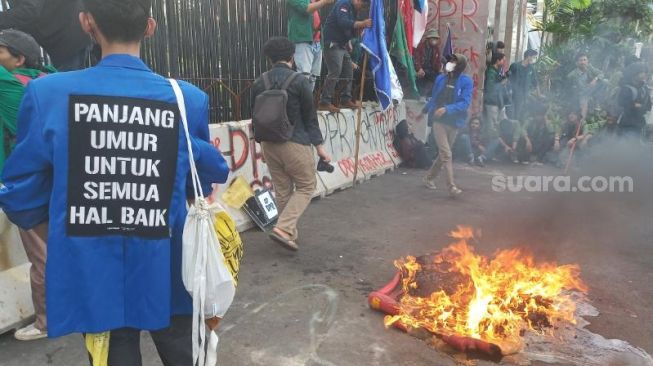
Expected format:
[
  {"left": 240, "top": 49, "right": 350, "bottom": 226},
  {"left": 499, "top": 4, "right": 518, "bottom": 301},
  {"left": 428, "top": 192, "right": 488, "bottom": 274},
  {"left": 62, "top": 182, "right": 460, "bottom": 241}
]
[{"left": 252, "top": 72, "right": 300, "bottom": 143}]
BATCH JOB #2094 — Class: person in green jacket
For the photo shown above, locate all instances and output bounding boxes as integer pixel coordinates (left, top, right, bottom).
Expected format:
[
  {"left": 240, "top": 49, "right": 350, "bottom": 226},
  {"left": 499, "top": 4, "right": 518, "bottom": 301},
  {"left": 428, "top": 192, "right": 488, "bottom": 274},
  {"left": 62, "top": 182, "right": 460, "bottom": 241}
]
[
  {"left": 0, "top": 29, "right": 51, "bottom": 175},
  {"left": 483, "top": 52, "right": 506, "bottom": 143},
  {"left": 287, "top": 0, "right": 334, "bottom": 91},
  {"left": 0, "top": 29, "right": 53, "bottom": 342}
]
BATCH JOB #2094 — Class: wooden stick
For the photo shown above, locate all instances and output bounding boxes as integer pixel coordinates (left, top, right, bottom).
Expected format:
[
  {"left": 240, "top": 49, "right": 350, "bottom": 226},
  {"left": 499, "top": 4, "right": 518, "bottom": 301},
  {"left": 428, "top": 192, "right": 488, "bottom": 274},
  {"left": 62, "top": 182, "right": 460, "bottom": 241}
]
[
  {"left": 352, "top": 52, "right": 369, "bottom": 187},
  {"left": 564, "top": 119, "right": 585, "bottom": 174}
]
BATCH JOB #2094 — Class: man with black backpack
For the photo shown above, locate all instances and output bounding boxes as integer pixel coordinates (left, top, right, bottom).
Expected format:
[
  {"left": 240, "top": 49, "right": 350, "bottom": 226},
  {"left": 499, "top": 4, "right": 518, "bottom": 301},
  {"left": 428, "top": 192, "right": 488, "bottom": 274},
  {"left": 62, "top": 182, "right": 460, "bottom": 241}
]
[
  {"left": 252, "top": 36, "right": 331, "bottom": 251},
  {"left": 618, "top": 62, "right": 651, "bottom": 138}
]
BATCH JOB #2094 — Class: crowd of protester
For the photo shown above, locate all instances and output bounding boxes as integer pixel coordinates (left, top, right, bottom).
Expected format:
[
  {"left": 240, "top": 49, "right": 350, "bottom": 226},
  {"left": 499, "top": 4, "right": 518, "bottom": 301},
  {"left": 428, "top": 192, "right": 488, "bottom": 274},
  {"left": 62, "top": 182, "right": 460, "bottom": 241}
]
[
  {"left": 0, "top": 0, "right": 651, "bottom": 362},
  {"left": 398, "top": 38, "right": 652, "bottom": 171}
]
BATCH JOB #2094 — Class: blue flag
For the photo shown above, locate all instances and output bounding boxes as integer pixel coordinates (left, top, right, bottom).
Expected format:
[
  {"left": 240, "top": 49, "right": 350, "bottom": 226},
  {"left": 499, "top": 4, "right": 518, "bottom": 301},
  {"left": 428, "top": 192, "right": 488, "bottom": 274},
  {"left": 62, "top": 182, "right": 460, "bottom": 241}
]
[
  {"left": 361, "top": 0, "right": 393, "bottom": 111},
  {"left": 413, "top": 0, "right": 426, "bottom": 13},
  {"left": 443, "top": 26, "right": 454, "bottom": 61}
]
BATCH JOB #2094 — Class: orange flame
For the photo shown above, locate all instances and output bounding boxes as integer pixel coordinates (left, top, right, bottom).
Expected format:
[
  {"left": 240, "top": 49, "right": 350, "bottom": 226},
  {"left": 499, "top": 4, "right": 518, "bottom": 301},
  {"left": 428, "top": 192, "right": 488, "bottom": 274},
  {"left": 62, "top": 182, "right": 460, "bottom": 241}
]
[{"left": 385, "top": 226, "right": 588, "bottom": 352}]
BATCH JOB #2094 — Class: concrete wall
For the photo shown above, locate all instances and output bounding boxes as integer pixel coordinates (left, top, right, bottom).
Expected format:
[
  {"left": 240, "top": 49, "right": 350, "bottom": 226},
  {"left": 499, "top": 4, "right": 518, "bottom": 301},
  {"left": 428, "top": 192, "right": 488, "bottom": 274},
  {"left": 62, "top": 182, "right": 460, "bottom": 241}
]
[{"left": 208, "top": 102, "right": 405, "bottom": 230}]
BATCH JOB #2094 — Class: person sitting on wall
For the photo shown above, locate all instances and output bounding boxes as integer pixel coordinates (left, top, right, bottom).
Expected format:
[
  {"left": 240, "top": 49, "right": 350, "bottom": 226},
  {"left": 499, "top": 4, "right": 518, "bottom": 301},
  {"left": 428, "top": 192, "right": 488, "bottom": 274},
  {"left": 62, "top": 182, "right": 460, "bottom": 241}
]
[{"left": 413, "top": 28, "right": 441, "bottom": 97}]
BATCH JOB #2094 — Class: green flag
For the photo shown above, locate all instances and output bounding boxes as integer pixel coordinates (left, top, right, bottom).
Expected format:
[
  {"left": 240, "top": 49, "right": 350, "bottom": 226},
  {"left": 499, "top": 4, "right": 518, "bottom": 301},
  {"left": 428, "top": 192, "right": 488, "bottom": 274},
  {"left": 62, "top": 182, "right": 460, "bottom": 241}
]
[{"left": 390, "top": 11, "right": 418, "bottom": 97}]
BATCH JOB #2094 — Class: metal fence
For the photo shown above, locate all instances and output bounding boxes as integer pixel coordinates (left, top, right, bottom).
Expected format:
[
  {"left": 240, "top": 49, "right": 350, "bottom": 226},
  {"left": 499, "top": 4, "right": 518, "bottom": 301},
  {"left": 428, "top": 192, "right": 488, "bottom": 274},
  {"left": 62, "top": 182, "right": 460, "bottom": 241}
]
[
  {"left": 1, "top": 0, "right": 398, "bottom": 123},
  {"left": 143, "top": 0, "right": 397, "bottom": 123},
  {"left": 142, "top": 0, "right": 288, "bottom": 122}
]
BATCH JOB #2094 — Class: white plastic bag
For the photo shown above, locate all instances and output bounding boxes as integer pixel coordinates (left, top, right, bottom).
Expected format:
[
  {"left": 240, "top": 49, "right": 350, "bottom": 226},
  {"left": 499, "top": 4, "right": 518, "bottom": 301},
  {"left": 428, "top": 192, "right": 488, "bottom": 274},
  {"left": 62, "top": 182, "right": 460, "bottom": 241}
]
[{"left": 170, "top": 79, "right": 235, "bottom": 366}]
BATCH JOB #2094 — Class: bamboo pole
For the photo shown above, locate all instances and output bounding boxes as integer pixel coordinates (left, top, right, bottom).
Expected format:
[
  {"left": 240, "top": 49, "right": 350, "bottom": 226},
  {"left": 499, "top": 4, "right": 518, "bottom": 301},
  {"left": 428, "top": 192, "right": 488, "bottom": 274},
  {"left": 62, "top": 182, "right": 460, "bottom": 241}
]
[{"left": 352, "top": 52, "right": 369, "bottom": 187}]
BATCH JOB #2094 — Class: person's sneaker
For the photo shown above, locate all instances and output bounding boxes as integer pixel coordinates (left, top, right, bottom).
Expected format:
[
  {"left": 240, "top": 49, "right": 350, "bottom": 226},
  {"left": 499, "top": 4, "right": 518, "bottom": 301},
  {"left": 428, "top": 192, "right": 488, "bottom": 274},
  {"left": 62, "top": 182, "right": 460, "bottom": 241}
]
[
  {"left": 467, "top": 156, "right": 475, "bottom": 165},
  {"left": 14, "top": 323, "right": 47, "bottom": 341},
  {"left": 317, "top": 102, "right": 340, "bottom": 113},
  {"left": 339, "top": 100, "right": 361, "bottom": 109},
  {"left": 476, "top": 155, "right": 486, "bottom": 167},
  {"left": 422, "top": 176, "right": 437, "bottom": 190},
  {"left": 449, "top": 186, "right": 463, "bottom": 197}
]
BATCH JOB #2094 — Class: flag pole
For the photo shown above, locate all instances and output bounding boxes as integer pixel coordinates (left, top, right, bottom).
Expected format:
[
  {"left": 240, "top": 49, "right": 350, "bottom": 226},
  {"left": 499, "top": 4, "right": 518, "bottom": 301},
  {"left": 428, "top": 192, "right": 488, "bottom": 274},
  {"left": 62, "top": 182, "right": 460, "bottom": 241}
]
[{"left": 352, "top": 51, "right": 369, "bottom": 187}]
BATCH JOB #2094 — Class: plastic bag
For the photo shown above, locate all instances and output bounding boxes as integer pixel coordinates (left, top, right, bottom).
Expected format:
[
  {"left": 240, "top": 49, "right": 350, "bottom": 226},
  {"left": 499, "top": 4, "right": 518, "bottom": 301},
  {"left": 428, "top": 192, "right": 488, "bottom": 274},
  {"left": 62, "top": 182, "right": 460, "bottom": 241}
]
[
  {"left": 212, "top": 206, "right": 244, "bottom": 285},
  {"left": 171, "top": 79, "right": 235, "bottom": 366}
]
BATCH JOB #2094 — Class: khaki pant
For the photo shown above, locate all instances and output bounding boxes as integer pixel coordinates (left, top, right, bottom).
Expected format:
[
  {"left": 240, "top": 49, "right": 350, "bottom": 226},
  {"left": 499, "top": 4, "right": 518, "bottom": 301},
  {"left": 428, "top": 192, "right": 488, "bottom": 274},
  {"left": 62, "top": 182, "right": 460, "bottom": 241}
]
[
  {"left": 19, "top": 228, "right": 47, "bottom": 331},
  {"left": 261, "top": 141, "right": 317, "bottom": 241},
  {"left": 426, "top": 122, "right": 458, "bottom": 189}
]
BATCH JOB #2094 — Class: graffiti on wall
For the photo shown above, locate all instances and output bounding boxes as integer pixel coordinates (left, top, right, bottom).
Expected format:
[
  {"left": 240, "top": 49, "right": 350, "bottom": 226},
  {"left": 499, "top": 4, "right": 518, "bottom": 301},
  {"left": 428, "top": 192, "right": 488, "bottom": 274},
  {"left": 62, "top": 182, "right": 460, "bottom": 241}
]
[{"left": 426, "top": 0, "right": 489, "bottom": 115}]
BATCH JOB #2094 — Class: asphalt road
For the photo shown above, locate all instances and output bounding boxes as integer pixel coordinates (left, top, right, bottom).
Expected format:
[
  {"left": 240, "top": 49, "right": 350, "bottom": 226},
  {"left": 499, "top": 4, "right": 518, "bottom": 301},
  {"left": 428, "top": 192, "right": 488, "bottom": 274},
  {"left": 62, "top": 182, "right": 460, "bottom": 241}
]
[{"left": 1, "top": 152, "right": 652, "bottom": 366}]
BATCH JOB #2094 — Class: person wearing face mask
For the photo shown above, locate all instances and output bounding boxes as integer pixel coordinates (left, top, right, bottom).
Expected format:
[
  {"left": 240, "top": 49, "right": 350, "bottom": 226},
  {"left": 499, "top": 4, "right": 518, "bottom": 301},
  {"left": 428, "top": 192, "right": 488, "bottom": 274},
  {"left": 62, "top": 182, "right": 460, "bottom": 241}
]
[
  {"left": 421, "top": 54, "right": 473, "bottom": 197},
  {"left": 507, "top": 49, "right": 539, "bottom": 123},
  {"left": 618, "top": 62, "right": 651, "bottom": 138},
  {"left": 413, "top": 28, "right": 441, "bottom": 97}
]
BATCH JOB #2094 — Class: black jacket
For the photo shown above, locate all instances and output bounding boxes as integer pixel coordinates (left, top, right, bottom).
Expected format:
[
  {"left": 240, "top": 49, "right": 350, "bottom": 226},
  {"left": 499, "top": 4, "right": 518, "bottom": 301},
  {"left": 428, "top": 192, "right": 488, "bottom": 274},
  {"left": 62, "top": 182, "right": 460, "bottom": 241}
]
[
  {"left": 0, "top": 0, "right": 90, "bottom": 67},
  {"left": 251, "top": 63, "right": 324, "bottom": 146},
  {"left": 619, "top": 62, "right": 652, "bottom": 128},
  {"left": 323, "top": 0, "right": 356, "bottom": 46}
]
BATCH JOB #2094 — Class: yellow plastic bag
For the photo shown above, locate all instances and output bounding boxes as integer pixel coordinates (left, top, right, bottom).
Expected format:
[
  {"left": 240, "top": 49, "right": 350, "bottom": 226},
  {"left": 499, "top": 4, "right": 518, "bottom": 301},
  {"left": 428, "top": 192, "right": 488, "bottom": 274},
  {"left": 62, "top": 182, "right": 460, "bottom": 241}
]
[
  {"left": 213, "top": 209, "right": 244, "bottom": 285},
  {"left": 221, "top": 176, "right": 254, "bottom": 209},
  {"left": 85, "top": 332, "right": 110, "bottom": 366}
]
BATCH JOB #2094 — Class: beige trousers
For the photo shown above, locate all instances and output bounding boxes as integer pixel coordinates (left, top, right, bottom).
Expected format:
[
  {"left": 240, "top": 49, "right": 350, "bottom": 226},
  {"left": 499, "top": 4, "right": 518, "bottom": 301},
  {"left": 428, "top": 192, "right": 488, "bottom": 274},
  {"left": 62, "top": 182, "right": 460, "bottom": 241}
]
[
  {"left": 426, "top": 122, "right": 458, "bottom": 189},
  {"left": 261, "top": 141, "right": 317, "bottom": 241},
  {"left": 19, "top": 228, "right": 47, "bottom": 331}
]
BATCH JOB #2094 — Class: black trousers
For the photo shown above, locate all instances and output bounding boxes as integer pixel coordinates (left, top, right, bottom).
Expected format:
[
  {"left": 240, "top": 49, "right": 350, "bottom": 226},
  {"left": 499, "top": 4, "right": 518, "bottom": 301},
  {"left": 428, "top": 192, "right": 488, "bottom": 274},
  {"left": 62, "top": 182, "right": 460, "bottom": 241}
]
[{"left": 88, "top": 315, "right": 193, "bottom": 366}]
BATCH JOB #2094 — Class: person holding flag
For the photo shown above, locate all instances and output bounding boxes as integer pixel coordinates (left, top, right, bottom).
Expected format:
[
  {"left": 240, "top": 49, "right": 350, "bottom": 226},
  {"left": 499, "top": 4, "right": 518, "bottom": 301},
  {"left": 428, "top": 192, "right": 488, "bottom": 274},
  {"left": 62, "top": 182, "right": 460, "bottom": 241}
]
[
  {"left": 421, "top": 53, "right": 473, "bottom": 197},
  {"left": 318, "top": 0, "right": 372, "bottom": 113}
]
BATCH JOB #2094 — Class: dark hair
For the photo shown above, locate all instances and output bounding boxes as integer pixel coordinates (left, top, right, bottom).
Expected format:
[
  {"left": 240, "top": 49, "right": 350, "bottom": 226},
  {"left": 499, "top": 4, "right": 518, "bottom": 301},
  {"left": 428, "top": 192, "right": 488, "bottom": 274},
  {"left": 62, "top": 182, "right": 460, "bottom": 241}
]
[
  {"left": 82, "top": 0, "right": 152, "bottom": 42},
  {"left": 524, "top": 49, "right": 538, "bottom": 58},
  {"left": 576, "top": 52, "right": 588, "bottom": 60},
  {"left": 263, "top": 37, "right": 295, "bottom": 64},
  {"left": 491, "top": 52, "right": 505, "bottom": 65},
  {"left": 496, "top": 41, "right": 505, "bottom": 49}
]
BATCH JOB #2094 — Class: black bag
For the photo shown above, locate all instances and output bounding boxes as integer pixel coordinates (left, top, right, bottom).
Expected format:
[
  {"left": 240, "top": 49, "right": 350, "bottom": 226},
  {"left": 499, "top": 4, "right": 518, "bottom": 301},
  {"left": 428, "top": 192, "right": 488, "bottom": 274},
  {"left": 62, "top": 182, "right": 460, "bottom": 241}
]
[{"left": 252, "top": 72, "right": 300, "bottom": 142}]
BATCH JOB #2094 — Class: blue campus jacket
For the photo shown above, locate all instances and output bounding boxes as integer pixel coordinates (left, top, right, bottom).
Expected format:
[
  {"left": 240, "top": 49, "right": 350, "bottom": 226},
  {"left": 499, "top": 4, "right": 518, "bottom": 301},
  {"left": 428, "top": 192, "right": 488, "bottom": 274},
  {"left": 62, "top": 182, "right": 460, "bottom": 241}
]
[
  {"left": 0, "top": 54, "right": 230, "bottom": 337},
  {"left": 323, "top": 0, "right": 356, "bottom": 46},
  {"left": 424, "top": 73, "right": 474, "bottom": 129}
]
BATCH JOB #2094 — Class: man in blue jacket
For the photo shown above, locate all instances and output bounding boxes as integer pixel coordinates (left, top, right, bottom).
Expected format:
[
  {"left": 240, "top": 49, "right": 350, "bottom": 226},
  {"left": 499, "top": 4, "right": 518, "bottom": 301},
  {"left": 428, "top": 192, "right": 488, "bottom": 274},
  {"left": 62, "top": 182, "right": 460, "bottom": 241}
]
[
  {"left": 422, "top": 54, "right": 473, "bottom": 197},
  {"left": 0, "top": 0, "right": 229, "bottom": 363},
  {"left": 318, "top": 0, "right": 371, "bottom": 113}
]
